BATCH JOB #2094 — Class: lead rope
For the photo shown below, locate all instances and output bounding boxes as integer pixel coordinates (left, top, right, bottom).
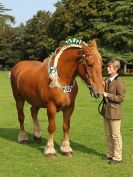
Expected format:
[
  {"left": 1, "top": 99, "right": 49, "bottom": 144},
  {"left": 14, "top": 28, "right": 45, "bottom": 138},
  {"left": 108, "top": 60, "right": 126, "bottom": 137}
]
[{"left": 98, "top": 99, "right": 104, "bottom": 117}]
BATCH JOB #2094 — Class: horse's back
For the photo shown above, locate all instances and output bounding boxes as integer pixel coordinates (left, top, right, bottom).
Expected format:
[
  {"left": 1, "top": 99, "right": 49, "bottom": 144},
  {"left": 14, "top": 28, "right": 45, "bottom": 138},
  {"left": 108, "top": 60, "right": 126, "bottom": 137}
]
[
  {"left": 11, "top": 60, "right": 42, "bottom": 76},
  {"left": 11, "top": 61, "right": 43, "bottom": 87},
  {"left": 11, "top": 60, "right": 48, "bottom": 106}
]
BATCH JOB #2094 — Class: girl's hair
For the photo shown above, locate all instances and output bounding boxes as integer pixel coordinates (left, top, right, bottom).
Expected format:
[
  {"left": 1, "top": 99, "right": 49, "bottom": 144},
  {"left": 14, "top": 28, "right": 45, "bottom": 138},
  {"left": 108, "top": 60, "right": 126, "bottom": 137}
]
[{"left": 107, "top": 59, "right": 121, "bottom": 73}]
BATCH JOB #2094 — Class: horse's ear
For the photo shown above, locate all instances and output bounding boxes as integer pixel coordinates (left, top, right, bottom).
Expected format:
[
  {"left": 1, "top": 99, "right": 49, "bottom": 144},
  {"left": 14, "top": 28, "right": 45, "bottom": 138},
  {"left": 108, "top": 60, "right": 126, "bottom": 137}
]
[
  {"left": 82, "top": 42, "right": 88, "bottom": 53},
  {"left": 90, "top": 39, "right": 97, "bottom": 48}
]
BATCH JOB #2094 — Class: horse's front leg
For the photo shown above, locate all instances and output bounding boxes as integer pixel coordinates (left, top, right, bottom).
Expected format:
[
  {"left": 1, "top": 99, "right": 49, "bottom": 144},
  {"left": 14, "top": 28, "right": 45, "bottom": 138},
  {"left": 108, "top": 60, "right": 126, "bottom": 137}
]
[
  {"left": 44, "top": 102, "right": 57, "bottom": 157},
  {"left": 60, "top": 104, "right": 74, "bottom": 157}
]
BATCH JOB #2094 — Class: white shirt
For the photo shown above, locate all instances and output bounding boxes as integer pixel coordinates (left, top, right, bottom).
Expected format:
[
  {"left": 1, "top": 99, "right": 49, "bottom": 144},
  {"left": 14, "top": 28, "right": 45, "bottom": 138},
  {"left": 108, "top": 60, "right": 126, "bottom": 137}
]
[{"left": 109, "top": 74, "right": 118, "bottom": 82}]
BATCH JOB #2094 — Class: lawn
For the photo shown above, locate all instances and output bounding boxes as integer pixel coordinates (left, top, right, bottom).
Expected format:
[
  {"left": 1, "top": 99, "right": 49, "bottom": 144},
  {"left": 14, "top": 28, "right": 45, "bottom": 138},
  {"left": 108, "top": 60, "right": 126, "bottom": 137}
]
[{"left": 0, "top": 71, "right": 133, "bottom": 177}]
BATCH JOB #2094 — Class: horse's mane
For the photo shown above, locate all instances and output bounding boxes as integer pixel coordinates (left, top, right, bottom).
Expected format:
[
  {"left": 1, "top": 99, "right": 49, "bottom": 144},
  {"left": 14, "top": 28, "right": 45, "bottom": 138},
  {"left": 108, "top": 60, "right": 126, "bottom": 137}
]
[
  {"left": 53, "top": 44, "right": 82, "bottom": 68},
  {"left": 44, "top": 38, "right": 83, "bottom": 62},
  {"left": 43, "top": 38, "right": 102, "bottom": 68},
  {"left": 88, "top": 47, "right": 102, "bottom": 62}
]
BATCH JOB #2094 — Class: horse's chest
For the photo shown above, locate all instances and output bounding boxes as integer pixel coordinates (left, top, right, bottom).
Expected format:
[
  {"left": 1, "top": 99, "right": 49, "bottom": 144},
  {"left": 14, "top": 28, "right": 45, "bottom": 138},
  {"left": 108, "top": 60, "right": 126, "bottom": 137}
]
[{"left": 55, "top": 94, "right": 71, "bottom": 108}]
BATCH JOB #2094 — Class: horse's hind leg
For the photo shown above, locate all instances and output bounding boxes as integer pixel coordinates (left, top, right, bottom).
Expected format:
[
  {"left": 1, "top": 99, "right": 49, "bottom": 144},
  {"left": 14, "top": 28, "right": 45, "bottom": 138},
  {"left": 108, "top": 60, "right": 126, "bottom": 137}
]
[
  {"left": 16, "top": 97, "right": 28, "bottom": 144},
  {"left": 30, "top": 106, "right": 41, "bottom": 143}
]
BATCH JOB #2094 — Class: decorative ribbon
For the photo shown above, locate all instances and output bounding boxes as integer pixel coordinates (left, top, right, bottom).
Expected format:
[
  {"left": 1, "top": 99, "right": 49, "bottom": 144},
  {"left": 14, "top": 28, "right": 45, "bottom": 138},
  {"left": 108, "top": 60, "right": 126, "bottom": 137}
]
[{"left": 47, "top": 40, "right": 83, "bottom": 93}]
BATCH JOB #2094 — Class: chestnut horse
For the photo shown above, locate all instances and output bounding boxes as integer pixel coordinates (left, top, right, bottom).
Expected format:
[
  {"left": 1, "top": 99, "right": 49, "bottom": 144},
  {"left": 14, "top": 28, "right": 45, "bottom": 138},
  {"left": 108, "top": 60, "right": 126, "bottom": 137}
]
[{"left": 11, "top": 40, "right": 104, "bottom": 157}]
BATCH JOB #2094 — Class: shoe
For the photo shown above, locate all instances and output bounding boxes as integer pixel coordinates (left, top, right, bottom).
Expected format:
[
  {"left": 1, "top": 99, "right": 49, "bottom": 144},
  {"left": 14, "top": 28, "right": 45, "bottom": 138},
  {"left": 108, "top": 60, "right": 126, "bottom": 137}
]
[
  {"left": 102, "top": 156, "right": 112, "bottom": 160},
  {"left": 108, "top": 159, "right": 122, "bottom": 164}
]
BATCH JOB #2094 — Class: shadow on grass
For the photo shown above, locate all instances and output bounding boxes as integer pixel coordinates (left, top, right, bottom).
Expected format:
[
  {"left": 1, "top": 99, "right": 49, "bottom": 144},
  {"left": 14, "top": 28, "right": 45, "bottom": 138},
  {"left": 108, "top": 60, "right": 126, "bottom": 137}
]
[
  {"left": 0, "top": 127, "right": 55, "bottom": 154},
  {"left": 0, "top": 128, "right": 104, "bottom": 157},
  {"left": 71, "top": 141, "right": 104, "bottom": 157}
]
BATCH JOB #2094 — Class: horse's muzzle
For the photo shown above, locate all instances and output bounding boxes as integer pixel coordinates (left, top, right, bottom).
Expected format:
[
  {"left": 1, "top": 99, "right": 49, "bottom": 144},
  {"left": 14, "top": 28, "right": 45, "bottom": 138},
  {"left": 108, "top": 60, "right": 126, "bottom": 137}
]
[{"left": 89, "top": 86, "right": 102, "bottom": 99}]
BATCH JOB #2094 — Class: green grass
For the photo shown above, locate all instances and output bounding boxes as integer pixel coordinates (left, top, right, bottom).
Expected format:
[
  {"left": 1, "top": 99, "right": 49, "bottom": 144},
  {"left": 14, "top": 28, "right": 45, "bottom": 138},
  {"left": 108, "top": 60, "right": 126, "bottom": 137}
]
[{"left": 0, "top": 71, "right": 133, "bottom": 177}]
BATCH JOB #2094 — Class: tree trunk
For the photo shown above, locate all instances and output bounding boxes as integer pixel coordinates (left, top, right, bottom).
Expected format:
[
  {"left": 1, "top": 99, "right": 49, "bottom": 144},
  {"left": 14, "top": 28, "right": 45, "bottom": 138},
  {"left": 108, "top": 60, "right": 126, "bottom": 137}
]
[{"left": 123, "top": 63, "right": 127, "bottom": 75}]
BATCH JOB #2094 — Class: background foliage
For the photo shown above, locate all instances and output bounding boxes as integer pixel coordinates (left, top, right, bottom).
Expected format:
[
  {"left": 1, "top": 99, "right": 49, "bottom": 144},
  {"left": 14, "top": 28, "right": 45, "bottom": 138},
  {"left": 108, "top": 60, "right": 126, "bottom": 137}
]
[{"left": 0, "top": 0, "right": 133, "bottom": 67}]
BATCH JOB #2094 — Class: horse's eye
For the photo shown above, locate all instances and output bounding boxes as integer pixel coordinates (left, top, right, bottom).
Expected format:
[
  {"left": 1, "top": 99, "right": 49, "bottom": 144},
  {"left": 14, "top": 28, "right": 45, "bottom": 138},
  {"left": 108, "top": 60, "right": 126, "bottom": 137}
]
[{"left": 88, "top": 64, "right": 93, "bottom": 67}]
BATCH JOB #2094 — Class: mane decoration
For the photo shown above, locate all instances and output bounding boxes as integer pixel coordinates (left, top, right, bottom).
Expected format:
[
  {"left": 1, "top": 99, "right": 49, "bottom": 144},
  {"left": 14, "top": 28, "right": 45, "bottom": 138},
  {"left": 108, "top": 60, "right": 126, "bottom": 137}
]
[
  {"left": 49, "top": 52, "right": 54, "bottom": 57},
  {"left": 65, "top": 38, "right": 83, "bottom": 45},
  {"left": 48, "top": 39, "right": 86, "bottom": 92}
]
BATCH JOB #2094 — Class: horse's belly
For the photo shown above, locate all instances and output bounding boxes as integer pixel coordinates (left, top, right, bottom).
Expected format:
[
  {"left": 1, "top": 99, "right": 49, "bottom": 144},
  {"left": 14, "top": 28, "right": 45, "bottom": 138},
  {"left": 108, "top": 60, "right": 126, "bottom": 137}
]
[
  {"left": 20, "top": 90, "right": 43, "bottom": 106},
  {"left": 17, "top": 80, "right": 47, "bottom": 107}
]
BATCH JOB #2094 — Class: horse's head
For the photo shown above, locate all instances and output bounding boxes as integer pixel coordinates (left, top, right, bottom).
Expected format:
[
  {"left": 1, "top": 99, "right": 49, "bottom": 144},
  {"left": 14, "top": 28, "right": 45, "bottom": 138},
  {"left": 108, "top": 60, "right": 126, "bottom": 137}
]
[{"left": 78, "top": 39, "right": 104, "bottom": 98}]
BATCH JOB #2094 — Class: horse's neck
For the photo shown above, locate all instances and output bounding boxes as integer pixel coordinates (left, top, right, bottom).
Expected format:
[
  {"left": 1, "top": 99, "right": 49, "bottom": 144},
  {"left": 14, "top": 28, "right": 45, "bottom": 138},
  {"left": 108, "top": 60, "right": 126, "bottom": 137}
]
[
  {"left": 77, "top": 63, "right": 86, "bottom": 81},
  {"left": 45, "top": 47, "right": 81, "bottom": 85},
  {"left": 58, "top": 55, "right": 78, "bottom": 85}
]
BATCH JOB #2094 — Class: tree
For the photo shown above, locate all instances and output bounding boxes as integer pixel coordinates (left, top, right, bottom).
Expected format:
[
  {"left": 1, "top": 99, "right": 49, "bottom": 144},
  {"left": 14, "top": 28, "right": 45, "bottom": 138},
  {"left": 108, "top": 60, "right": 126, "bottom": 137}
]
[
  {"left": 6, "top": 24, "right": 26, "bottom": 66},
  {"left": 93, "top": 0, "right": 133, "bottom": 64},
  {"left": 0, "top": 3, "right": 15, "bottom": 67},
  {"left": 0, "top": 2, "right": 15, "bottom": 26},
  {"left": 22, "top": 10, "right": 56, "bottom": 60},
  {"left": 49, "top": 0, "right": 108, "bottom": 43},
  {"left": 49, "top": 0, "right": 133, "bottom": 65},
  {"left": 0, "top": 1, "right": 132, "bottom": 68}
]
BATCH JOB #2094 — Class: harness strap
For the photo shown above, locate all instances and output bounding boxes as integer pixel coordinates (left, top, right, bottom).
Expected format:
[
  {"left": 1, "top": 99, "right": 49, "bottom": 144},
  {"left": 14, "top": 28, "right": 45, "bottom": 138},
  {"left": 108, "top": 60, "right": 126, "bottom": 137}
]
[{"left": 57, "top": 80, "right": 76, "bottom": 93}]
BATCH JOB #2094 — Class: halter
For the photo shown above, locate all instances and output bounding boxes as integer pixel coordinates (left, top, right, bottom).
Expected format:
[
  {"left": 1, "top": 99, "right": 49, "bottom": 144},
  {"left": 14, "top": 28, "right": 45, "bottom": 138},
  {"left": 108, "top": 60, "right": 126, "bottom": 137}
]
[
  {"left": 79, "top": 57, "right": 92, "bottom": 90},
  {"left": 48, "top": 44, "right": 82, "bottom": 93},
  {"left": 79, "top": 50, "right": 102, "bottom": 98}
]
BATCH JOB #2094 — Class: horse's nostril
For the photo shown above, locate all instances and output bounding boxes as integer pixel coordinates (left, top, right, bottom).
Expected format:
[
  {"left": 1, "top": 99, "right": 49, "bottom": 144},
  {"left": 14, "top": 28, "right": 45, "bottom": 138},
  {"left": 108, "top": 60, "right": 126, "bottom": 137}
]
[{"left": 96, "top": 93, "right": 100, "bottom": 98}]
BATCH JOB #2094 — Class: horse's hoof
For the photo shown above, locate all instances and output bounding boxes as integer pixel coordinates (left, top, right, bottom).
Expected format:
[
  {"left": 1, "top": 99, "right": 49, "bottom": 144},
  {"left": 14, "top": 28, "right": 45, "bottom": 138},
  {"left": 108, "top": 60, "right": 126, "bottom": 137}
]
[
  {"left": 46, "top": 154, "right": 56, "bottom": 158},
  {"left": 63, "top": 152, "right": 73, "bottom": 157},
  {"left": 33, "top": 135, "right": 41, "bottom": 144},
  {"left": 19, "top": 140, "right": 28, "bottom": 144}
]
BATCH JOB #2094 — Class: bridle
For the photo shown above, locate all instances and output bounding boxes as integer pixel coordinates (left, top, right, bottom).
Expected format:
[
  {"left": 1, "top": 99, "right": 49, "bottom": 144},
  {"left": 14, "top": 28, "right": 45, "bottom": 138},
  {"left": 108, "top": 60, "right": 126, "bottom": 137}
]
[
  {"left": 79, "top": 56, "right": 94, "bottom": 96},
  {"left": 78, "top": 47, "right": 102, "bottom": 98}
]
